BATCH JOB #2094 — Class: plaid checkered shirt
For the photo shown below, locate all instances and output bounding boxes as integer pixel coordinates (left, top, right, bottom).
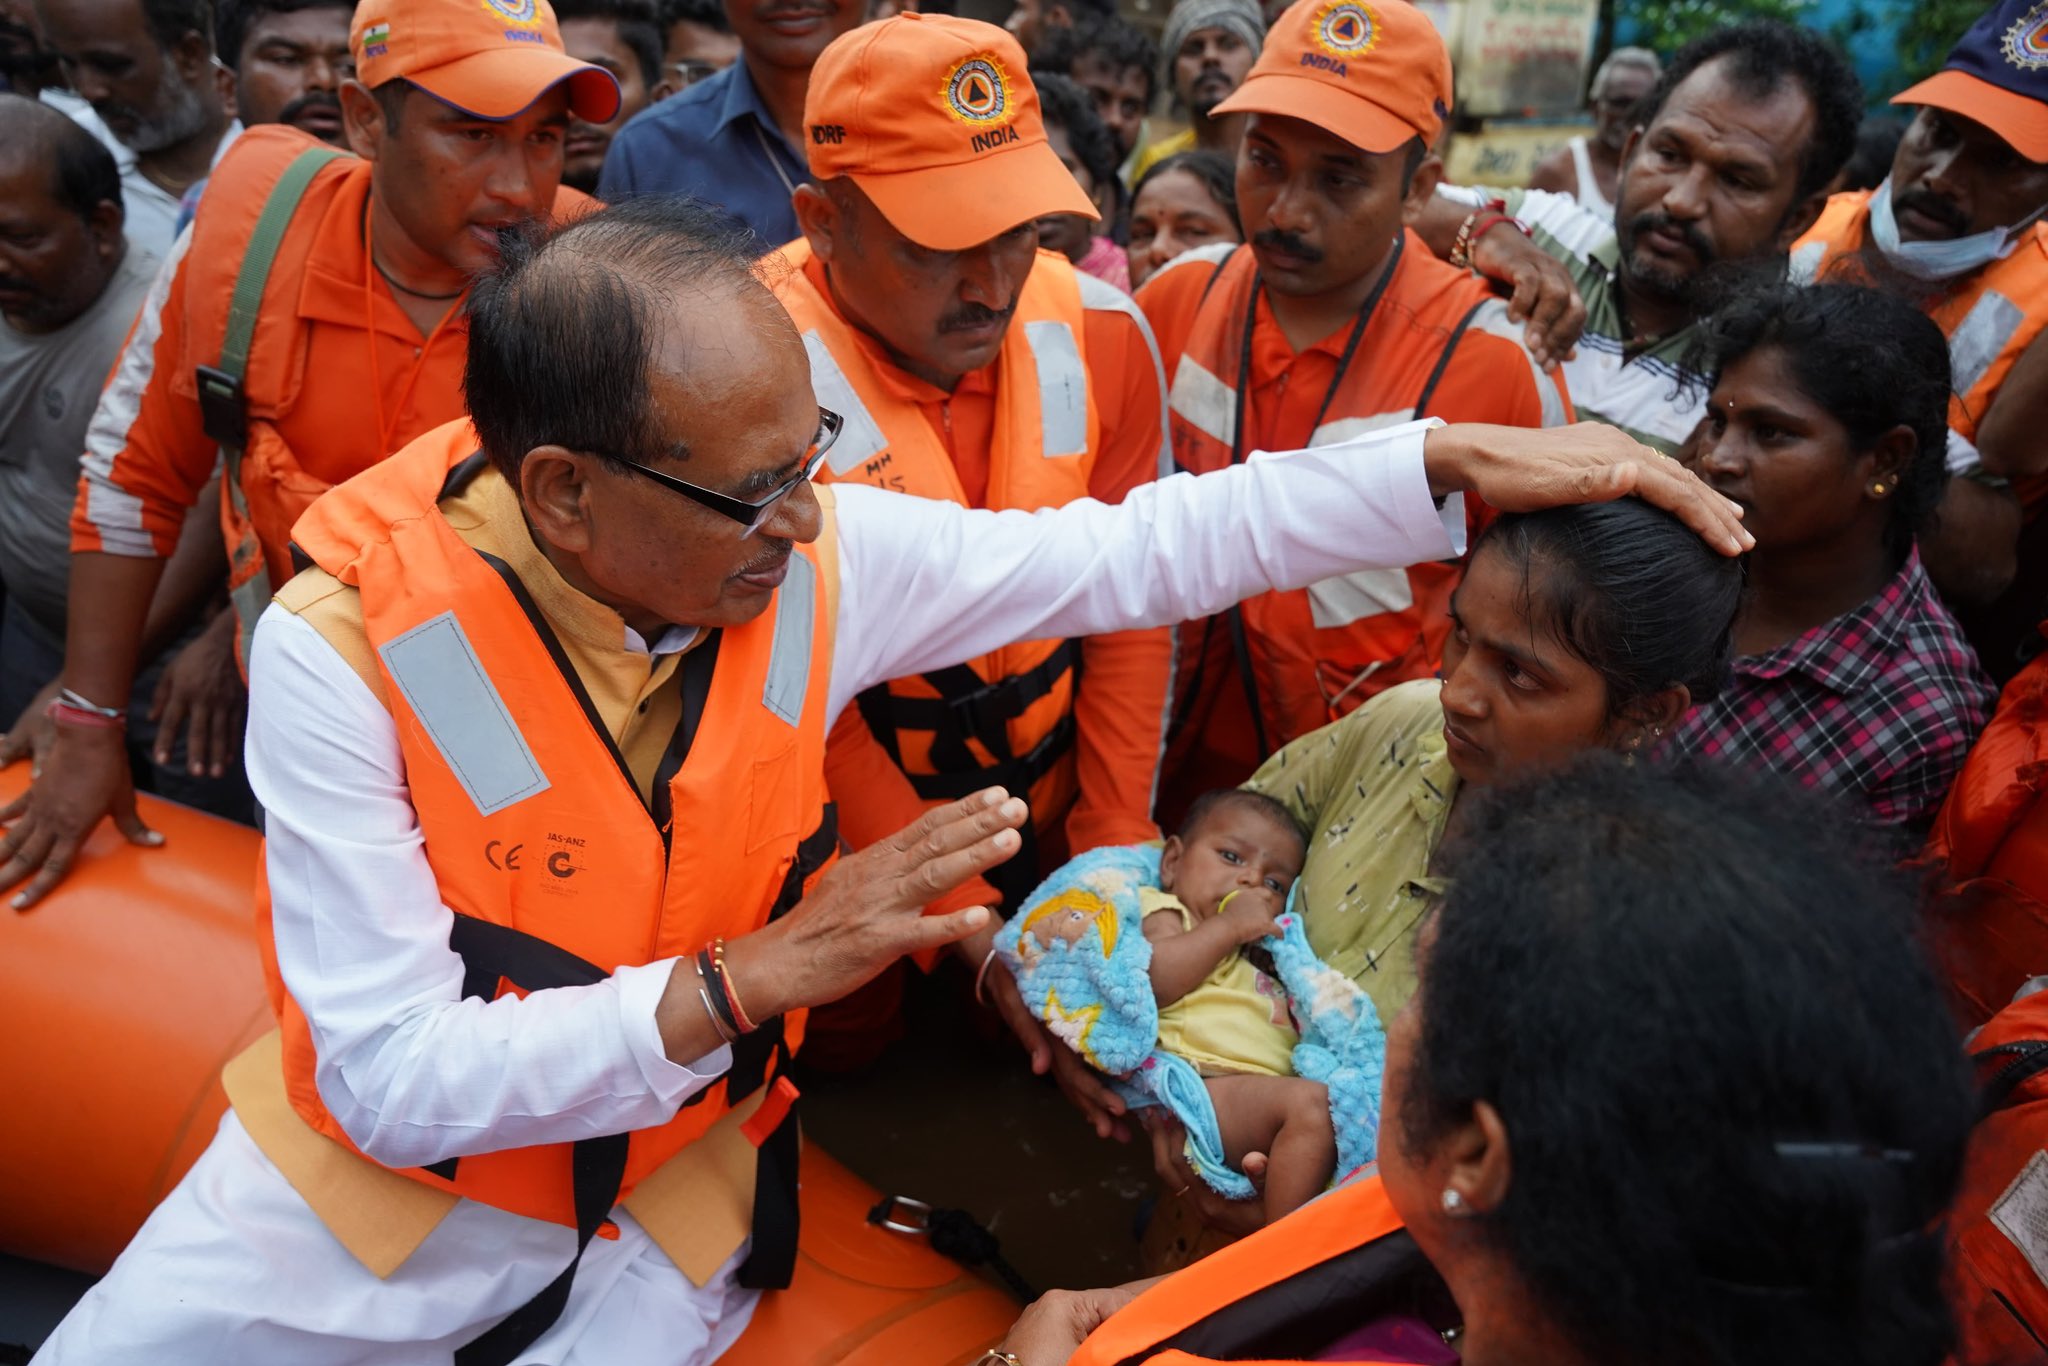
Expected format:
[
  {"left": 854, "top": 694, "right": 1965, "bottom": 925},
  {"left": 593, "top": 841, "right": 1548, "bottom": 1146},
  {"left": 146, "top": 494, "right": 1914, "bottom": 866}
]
[{"left": 1665, "top": 549, "right": 1997, "bottom": 847}]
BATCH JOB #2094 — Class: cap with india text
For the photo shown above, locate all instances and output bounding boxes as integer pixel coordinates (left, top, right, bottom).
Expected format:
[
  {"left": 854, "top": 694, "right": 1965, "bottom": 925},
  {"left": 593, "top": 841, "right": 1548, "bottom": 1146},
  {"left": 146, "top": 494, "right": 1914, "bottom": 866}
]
[
  {"left": 803, "top": 13, "right": 1098, "bottom": 252},
  {"left": 1212, "top": 0, "right": 1452, "bottom": 155},
  {"left": 1892, "top": 0, "right": 2048, "bottom": 164},
  {"left": 352, "top": 0, "right": 621, "bottom": 125}
]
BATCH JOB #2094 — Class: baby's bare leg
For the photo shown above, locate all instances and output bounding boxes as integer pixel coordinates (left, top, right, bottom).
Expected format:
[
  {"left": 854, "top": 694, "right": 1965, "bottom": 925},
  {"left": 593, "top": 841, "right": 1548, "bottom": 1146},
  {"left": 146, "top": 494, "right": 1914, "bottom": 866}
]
[{"left": 1204, "top": 1074, "right": 1336, "bottom": 1224}]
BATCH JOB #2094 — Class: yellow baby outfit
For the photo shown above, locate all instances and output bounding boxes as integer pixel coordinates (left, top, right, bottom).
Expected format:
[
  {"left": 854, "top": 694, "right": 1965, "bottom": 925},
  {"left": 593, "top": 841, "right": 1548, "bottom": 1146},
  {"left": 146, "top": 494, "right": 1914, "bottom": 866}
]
[{"left": 1143, "top": 888, "right": 1300, "bottom": 1077}]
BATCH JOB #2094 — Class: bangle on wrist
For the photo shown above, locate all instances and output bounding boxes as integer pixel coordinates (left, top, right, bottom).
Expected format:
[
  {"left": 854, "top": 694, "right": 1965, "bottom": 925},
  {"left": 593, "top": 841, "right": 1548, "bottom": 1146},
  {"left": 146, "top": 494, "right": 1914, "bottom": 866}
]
[
  {"left": 1448, "top": 198, "right": 1525, "bottom": 270},
  {"left": 973, "top": 1352, "right": 1024, "bottom": 1366},
  {"left": 974, "top": 946, "right": 1001, "bottom": 1005},
  {"left": 697, "top": 977, "right": 738, "bottom": 1045},
  {"left": 58, "top": 688, "right": 125, "bottom": 721},
  {"left": 696, "top": 949, "right": 745, "bottom": 1037}
]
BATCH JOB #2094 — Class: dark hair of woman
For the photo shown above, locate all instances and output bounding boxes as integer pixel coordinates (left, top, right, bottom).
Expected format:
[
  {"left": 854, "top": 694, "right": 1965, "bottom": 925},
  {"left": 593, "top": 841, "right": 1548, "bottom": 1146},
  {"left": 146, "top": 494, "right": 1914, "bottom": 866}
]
[
  {"left": 1405, "top": 755, "right": 1975, "bottom": 1366},
  {"left": 1131, "top": 149, "right": 1241, "bottom": 239},
  {"left": 1033, "top": 71, "right": 1124, "bottom": 220},
  {"left": 1695, "top": 281, "right": 1952, "bottom": 552},
  {"left": 1469, "top": 498, "right": 1744, "bottom": 718}
]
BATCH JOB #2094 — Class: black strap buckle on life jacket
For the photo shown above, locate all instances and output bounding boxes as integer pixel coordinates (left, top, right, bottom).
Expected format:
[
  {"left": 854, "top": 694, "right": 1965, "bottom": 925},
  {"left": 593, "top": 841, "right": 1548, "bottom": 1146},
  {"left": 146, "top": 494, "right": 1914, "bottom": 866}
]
[
  {"left": 434, "top": 804, "right": 832, "bottom": 1364},
  {"left": 725, "top": 805, "right": 840, "bottom": 1290},
  {"left": 854, "top": 639, "right": 1081, "bottom": 800},
  {"left": 856, "top": 646, "right": 1078, "bottom": 912},
  {"left": 433, "top": 916, "right": 630, "bottom": 1366},
  {"left": 857, "top": 639, "right": 1081, "bottom": 780}
]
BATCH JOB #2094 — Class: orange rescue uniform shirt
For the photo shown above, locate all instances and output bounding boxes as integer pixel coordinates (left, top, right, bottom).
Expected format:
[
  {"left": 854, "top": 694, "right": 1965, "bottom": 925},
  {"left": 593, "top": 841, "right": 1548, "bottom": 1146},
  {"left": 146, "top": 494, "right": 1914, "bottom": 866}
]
[
  {"left": 801, "top": 252, "right": 1173, "bottom": 875},
  {"left": 71, "top": 154, "right": 591, "bottom": 560},
  {"left": 1139, "top": 244, "right": 1565, "bottom": 807}
]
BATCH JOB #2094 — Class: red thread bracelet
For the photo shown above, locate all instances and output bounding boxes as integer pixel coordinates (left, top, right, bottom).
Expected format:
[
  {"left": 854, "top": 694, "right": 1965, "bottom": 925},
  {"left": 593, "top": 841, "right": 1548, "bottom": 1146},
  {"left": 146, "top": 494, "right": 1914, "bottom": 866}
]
[
  {"left": 709, "top": 938, "right": 757, "bottom": 1034},
  {"left": 47, "top": 699, "right": 126, "bottom": 730}
]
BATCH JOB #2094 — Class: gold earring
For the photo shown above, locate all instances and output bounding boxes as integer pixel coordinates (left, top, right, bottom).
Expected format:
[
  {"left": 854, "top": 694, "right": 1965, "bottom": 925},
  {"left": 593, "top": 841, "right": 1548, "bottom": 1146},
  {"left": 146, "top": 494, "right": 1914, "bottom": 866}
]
[{"left": 1870, "top": 480, "right": 1889, "bottom": 496}]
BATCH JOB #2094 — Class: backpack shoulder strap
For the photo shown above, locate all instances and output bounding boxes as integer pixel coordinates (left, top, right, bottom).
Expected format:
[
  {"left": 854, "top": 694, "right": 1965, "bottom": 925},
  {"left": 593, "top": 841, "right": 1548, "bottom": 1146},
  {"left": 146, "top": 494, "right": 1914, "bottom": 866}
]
[{"left": 196, "top": 144, "right": 349, "bottom": 456}]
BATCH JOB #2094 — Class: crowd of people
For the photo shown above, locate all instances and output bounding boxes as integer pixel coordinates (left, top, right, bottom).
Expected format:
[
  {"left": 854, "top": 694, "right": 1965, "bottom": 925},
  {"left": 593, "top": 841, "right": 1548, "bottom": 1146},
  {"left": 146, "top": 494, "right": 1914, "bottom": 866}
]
[{"left": 3, "top": 0, "right": 2047, "bottom": 1360}]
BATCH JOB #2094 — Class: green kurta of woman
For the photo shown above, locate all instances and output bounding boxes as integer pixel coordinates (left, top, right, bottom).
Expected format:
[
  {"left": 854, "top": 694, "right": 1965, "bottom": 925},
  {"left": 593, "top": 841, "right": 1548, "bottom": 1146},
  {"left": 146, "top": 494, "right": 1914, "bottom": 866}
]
[{"left": 1242, "top": 678, "right": 1459, "bottom": 1021}]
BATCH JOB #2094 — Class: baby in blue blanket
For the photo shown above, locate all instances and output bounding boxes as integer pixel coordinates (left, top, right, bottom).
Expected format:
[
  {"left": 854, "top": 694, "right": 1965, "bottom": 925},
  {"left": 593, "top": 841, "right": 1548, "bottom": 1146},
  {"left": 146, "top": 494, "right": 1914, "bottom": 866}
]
[
  {"left": 1008, "top": 793, "right": 1383, "bottom": 1216},
  {"left": 1141, "top": 792, "right": 1336, "bottom": 1221}
]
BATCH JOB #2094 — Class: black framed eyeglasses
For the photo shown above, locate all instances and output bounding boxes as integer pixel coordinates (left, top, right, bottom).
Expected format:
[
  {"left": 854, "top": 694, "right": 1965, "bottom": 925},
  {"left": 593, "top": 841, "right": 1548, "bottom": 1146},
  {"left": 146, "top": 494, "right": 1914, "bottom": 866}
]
[{"left": 608, "top": 408, "right": 842, "bottom": 538}]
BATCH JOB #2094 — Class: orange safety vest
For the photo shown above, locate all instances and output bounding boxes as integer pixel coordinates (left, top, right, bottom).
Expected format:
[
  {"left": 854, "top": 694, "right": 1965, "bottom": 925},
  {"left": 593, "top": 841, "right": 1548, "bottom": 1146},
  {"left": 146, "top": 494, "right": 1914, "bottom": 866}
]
[
  {"left": 177, "top": 126, "right": 593, "bottom": 668},
  {"left": 1947, "top": 984, "right": 2048, "bottom": 1365},
  {"left": 1796, "top": 191, "right": 2048, "bottom": 511},
  {"left": 1926, "top": 642, "right": 2048, "bottom": 1027},
  {"left": 1164, "top": 240, "right": 1493, "bottom": 756},
  {"left": 1068, "top": 1172, "right": 1439, "bottom": 1366},
  {"left": 263, "top": 421, "right": 839, "bottom": 1281},
  {"left": 773, "top": 241, "right": 1099, "bottom": 895},
  {"left": 176, "top": 129, "right": 362, "bottom": 666}
]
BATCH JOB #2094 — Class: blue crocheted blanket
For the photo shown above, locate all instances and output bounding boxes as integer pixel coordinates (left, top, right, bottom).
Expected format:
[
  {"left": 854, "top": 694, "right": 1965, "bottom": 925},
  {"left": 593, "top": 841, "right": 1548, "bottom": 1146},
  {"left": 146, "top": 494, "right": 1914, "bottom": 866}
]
[{"left": 995, "top": 843, "right": 1386, "bottom": 1200}]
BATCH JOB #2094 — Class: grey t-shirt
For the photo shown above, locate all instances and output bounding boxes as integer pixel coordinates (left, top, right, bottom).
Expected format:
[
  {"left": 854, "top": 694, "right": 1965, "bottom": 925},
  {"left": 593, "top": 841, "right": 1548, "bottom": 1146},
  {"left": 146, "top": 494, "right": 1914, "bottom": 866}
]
[{"left": 0, "top": 243, "right": 159, "bottom": 634}]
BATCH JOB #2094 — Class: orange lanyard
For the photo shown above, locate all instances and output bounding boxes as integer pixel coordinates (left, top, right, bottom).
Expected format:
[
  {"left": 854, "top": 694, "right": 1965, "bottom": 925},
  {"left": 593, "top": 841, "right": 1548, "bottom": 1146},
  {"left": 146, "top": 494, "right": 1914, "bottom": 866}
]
[{"left": 361, "top": 212, "right": 464, "bottom": 458}]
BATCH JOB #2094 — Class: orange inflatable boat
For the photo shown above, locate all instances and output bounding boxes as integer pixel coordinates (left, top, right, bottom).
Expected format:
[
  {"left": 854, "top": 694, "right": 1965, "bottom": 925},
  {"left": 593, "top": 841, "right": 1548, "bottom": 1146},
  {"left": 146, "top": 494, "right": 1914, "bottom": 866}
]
[{"left": 0, "top": 767, "right": 1017, "bottom": 1363}]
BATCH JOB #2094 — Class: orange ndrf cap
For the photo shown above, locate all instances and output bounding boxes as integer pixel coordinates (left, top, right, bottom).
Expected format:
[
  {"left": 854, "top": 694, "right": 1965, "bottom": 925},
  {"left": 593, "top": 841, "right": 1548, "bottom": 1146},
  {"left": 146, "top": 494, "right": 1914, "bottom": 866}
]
[
  {"left": 802, "top": 13, "right": 1098, "bottom": 251},
  {"left": 1891, "top": 0, "right": 2048, "bottom": 164},
  {"left": 1213, "top": 0, "right": 1452, "bottom": 155},
  {"left": 351, "top": 0, "right": 621, "bottom": 124}
]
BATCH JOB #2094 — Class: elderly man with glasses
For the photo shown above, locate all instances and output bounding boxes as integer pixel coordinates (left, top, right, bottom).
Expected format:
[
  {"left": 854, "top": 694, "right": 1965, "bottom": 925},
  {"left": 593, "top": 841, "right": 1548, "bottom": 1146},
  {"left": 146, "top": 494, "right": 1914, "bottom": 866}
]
[{"left": 34, "top": 189, "right": 1747, "bottom": 1366}]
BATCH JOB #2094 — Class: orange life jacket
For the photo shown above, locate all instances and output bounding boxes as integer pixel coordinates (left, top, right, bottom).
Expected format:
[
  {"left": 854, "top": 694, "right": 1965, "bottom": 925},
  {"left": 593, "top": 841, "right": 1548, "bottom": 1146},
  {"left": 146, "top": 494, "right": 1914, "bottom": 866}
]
[
  {"left": 1946, "top": 984, "right": 2048, "bottom": 1365},
  {"left": 1795, "top": 191, "right": 2048, "bottom": 511},
  {"left": 262, "top": 420, "right": 839, "bottom": 1268},
  {"left": 1164, "top": 240, "right": 1498, "bottom": 755},
  {"left": 1926, "top": 642, "right": 2048, "bottom": 1027},
  {"left": 773, "top": 241, "right": 1098, "bottom": 895},
  {"left": 1068, "top": 1173, "right": 1447, "bottom": 1366},
  {"left": 177, "top": 127, "right": 594, "bottom": 668},
  {"left": 175, "top": 129, "right": 362, "bottom": 667}
]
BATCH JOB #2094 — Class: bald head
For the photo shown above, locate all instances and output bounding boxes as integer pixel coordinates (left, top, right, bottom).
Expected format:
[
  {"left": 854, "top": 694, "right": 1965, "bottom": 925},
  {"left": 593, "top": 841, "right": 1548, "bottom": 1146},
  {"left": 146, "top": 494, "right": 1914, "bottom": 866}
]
[
  {"left": 0, "top": 93, "right": 127, "bottom": 333},
  {"left": 466, "top": 195, "right": 787, "bottom": 482},
  {"left": 467, "top": 196, "right": 827, "bottom": 636}
]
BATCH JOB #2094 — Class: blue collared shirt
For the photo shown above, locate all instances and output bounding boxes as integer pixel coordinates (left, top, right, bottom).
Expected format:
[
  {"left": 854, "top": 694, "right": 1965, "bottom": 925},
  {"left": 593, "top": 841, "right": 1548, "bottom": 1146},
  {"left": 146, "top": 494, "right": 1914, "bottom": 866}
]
[{"left": 597, "top": 60, "right": 810, "bottom": 251}]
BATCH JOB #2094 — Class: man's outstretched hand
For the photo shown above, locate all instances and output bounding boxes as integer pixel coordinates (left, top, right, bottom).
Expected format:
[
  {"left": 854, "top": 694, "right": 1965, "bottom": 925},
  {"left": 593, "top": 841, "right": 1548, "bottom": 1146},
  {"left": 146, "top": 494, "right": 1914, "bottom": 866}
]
[{"left": 1424, "top": 421, "right": 1753, "bottom": 557}]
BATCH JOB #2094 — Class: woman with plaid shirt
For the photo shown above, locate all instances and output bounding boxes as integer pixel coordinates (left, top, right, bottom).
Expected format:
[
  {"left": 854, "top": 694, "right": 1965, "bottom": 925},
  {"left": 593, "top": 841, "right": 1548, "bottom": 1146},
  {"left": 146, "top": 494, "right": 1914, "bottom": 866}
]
[{"left": 1672, "top": 282, "right": 1998, "bottom": 849}]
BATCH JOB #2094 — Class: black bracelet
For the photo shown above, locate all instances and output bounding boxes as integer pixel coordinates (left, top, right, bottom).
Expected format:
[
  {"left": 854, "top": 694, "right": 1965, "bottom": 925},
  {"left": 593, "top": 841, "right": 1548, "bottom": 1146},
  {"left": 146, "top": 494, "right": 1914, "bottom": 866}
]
[{"left": 696, "top": 949, "right": 741, "bottom": 1036}]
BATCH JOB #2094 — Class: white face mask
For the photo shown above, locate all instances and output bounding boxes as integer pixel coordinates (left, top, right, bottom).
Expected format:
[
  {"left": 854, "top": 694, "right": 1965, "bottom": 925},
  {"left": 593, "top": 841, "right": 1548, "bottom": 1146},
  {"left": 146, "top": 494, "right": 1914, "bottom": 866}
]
[{"left": 1868, "top": 177, "right": 2047, "bottom": 281}]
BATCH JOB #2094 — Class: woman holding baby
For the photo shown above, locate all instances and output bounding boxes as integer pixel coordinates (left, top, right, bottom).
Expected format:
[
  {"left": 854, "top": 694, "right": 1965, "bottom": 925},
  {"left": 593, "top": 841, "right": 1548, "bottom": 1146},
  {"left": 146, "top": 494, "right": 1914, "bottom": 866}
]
[{"left": 983, "top": 755, "right": 1973, "bottom": 1366}]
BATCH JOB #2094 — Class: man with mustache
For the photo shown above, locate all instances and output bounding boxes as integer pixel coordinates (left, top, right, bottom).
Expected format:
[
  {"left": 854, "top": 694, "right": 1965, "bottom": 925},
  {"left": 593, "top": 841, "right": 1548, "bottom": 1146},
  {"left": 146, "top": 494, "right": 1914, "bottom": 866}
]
[
  {"left": 1130, "top": 0, "right": 1262, "bottom": 182},
  {"left": 29, "top": 188, "right": 1746, "bottom": 1364},
  {"left": 598, "top": 0, "right": 862, "bottom": 246},
  {"left": 0, "top": 0, "right": 611, "bottom": 909},
  {"left": 770, "top": 17, "right": 1177, "bottom": 1074},
  {"left": 0, "top": 96, "right": 245, "bottom": 819},
  {"left": 1425, "top": 22, "right": 1861, "bottom": 457},
  {"left": 556, "top": 0, "right": 665, "bottom": 193},
  {"left": 215, "top": 0, "right": 354, "bottom": 146},
  {"left": 1136, "top": 0, "right": 1568, "bottom": 808},
  {"left": 1790, "top": 0, "right": 2048, "bottom": 678},
  {"left": 33, "top": 0, "right": 236, "bottom": 258}
]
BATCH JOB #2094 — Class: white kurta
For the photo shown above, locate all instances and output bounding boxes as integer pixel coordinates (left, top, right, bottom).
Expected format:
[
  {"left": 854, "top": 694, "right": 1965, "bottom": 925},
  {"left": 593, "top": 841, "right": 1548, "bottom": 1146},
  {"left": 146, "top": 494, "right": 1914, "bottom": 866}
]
[{"left": 34, "top": 424, "right": 1459, "bottom": 1366}]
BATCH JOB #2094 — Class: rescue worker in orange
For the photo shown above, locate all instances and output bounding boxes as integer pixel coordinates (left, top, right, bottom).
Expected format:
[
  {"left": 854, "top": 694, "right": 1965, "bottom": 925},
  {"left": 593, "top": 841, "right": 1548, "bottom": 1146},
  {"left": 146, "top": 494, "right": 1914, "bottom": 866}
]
[
  {"left": 0, "top": 0, "right": 610, "bottom": 909},
  {"left": 991, "top": 760, "right": 1972, "bottom": 1366},
  {"left": 1792, "top": 0, "right": 2048, "bottom": 682},
  {"left": 776, "top": 14, "right": 1174, "bottom": 914},
  {"left": 1139, "top": 0, "right": 1571, "bottom": 805},
  {"left": 29, "top": 192, "right": 1749, "bottom": 1364}
]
